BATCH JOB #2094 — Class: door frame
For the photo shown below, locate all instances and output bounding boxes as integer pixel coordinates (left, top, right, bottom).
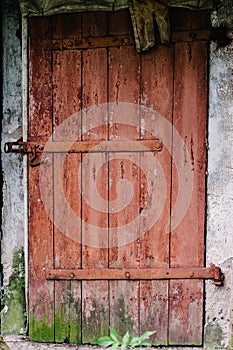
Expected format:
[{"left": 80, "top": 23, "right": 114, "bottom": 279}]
[{"left": 22, "top": 16, "right": 29, "bottom": 323}]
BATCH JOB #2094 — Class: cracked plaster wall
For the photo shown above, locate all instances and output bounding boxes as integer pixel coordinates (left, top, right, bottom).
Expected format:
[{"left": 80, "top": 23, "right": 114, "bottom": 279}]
[
  {"left": 204, "top": 1, "right": 233, "bottom": 348},
  {"left": 1, "top": 0, "right": 25, "bottom": 335}
]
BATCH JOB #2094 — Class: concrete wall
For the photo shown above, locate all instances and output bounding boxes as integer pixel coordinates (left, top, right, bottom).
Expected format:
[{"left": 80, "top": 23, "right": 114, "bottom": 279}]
[
  {"left": 1, "top": 0, "right": 233, "bottom": 348},
  {"left": 204, "top": 1, "right": 233, "bottom": 349},
  {"left": 1, "top": 0, "right": 26, "bottom": 335}
]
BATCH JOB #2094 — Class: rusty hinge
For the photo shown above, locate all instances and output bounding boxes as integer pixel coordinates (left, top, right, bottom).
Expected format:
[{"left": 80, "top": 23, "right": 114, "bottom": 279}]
[
  {"left": 45, "top": 264, "right": 224, "bottom": 286},
  {"left": 212, "top": 265, "right": 225, "bottom": 286},
  {"left": 4, "top": 139, "right": 163, "bottom": 167},
  {"left": 4, "top": 141, "right": 45, "bottom": 167}
]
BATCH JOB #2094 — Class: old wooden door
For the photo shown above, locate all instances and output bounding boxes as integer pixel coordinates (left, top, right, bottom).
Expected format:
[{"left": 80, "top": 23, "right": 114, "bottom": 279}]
[{"left": 28, "top": 9, "right": 208, "bottom": 346}]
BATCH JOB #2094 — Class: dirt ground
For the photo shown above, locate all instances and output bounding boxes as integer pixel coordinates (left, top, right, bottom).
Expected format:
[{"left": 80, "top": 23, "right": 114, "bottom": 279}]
[
  {"left": 4, "top": 336, "right": 98, "bottom": 350},
  {"left": 4, "top": 336, "right": 204, "bottom": 350}
]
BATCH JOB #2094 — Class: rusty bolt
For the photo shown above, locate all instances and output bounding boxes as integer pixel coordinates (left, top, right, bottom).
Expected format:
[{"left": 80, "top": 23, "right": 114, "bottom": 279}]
[
  {"left": 69, "top": 272, "right": 75, "bottom": 279},
  {"left": 189, "top": 32, "right": 196, "bottom": 40},
  {"left": 67, "top": 40, "right": 74, "bottom": 47},
  {"left": 125, "top": 271, "right": 130, "bottom": 279}
]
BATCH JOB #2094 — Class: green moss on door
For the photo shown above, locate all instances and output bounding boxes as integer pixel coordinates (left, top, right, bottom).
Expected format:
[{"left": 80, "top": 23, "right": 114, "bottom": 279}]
[
  {"left": 1, "top": 248, "right": 26, "bottom": 335},
  {"left": 111, "top": 296, "right": 134, "bottom": 337},
  {"left": 29, "top": 315, "right": 54, "bottom": 342}
]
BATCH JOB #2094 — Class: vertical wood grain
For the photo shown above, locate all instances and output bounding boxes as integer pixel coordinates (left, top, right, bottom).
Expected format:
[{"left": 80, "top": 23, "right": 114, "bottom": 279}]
[
  {"left": 52, "top": 47, "right": 82, "bottom": 343},
  {"left": 169, "top": 40, "right": 207, "bottom": 345},
  {"left": 28, "top": 17, "right": 54, "bottom": 342},
  {"left": 81, "top": 20, "right": 109, "bottom": 342},
  {"left": 108, "top": 45, "right": 141, "bottom": 336},
  {"left": 52, "top": 13, "right": 82, "bottom": 39},
  {"left": 139, "top": 45, "right": 174, "bottom": 345}
]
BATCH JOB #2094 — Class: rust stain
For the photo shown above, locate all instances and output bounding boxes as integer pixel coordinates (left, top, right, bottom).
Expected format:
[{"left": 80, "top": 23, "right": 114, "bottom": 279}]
[
  {"left": 190, "top": 135, "right": 195, "bottom": 170},
  {"left": 115, "top": 71, "right": 121, "bottom": 104}
]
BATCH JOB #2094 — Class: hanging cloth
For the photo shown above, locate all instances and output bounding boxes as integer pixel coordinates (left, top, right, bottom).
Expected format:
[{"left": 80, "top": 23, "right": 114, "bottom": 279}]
[{"left": 19, "top": 0, "right": 215, "bottom": 52}]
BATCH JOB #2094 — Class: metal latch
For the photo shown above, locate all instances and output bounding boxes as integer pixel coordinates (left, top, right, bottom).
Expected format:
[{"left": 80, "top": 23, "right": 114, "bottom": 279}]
[
  {"left": 4, "top": 141, "right": 45, "bottom": 167},
  {"left": 4, "top": 139, "right": 163, "bottom": 167}
]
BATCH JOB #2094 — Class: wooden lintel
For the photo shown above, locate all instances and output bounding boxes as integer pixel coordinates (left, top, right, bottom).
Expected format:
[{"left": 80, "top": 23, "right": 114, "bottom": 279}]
[{"left": 45, "top": 265, "right": 220, "bottom": 281}]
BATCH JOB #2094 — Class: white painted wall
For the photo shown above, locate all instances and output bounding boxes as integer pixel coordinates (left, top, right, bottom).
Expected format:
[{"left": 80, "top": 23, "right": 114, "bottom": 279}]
[
  {"left": 1, "top": 0, "right": 24, "bottom": 295},
  {"left": 205, "top": 39, "right": 233, "bottom": 348}
]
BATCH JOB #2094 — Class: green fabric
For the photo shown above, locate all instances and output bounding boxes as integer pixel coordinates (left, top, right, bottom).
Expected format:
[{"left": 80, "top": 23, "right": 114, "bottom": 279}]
[
  {"left": 129, "top": 0, "right": 215, "bottom": 51},
  {"left": 19, "top": 0, "right": 128, "bottom": 17},
  {"left": 19, "top": 0, "right": 215, "bottom": 51}
]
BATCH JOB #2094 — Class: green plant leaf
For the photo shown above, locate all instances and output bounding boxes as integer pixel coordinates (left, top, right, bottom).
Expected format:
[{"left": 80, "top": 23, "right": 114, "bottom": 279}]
[
  {"left": 122, "top": 331, "right": 131, "bottom": 346},
  {"left": 139, "top": 331, "right": 156, "bottom": 342},
  {"left": 96, "top": 336, "right": 115, "bottom": 347},
  {"left": 129, "top": 337, "right": 140, "bottom": 348},
  {"left": 110, "top": 328, "right": 121, "bottom": 342},
  {"left": 96, "top": 328, "right": 156, "bottom": 349},
  {"left": 111, "top": 341, "right": 120, "bottom": 350}
]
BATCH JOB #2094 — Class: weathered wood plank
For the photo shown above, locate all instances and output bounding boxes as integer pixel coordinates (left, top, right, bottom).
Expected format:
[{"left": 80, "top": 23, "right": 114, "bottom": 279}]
[
  {"left": 170, "top": 8, "right": 210, "bottom": 31},
  {"left": 52, "top": 47, "right": 82, "bottom": 343},
  {"left": 52, "top": 13, "right": 82, "bottom": 39},
  {"left": 109, "top": 45, "right": 140, "bottom": 337},
  {"left": 53, "top": 154, "right": 82, "bottom": 343},
  {"left": 81, "top": 45, "right": 109, "bottom": 343},
  {"left": 108, "top": 9, "right": 132, "bottom": 35},
  {"left": 53, "top": 50, "right": 82, "bottom": 140},
  {"left": 28, "top": 17, "right": 53, "bottom": 142},
  {"left": 169, "top": 39, "right": 207, "bottom": 345},
  {"left": 139, "top": 44, "right": 174, "bottom": 345},
  {"left": 81, "top": 162, "right": 109, "bottom": 341},
  {"left": 28, "top": 17, "right": 54, "bottom": 342},
  {"left": 82, "top": 12, "right": 108, "bottom": 38}
]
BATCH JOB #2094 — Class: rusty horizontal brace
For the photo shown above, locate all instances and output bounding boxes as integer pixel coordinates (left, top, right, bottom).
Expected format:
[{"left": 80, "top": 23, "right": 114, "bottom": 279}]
[
  {"left": 45, "top": 265, "right": 224, "bottom": 285},
  {"left": 171, "top": 29, "right": 211, "bottom": 43},
  {"left": 4, "top": 139, "right": 162, "bottom": 154},
  {"left": 40, "top": 30, "right": 211, "bottom": 51},
  {"left": 43, "top": 35, "right": 134, "bottom": 50}
]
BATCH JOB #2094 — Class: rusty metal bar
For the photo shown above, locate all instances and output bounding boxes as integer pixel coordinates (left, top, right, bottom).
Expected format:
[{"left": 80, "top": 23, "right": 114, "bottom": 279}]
[
  {"left": 4, "top": 141, "right": 28, "bottom": 153},
  {"left": 171, "top": 29, "right": 211, "bottom": 43},
  {"left": 4, "top": 139, "right": 162, "bottom": 154},
  {"left": 45, "top": 265, "right": 224, "bottom": 285},
  {"left": 40, "top": 30, "right": 211, "bottom": 51},
  {"left": 48, "top": 35, "right": 134, "bottom": 50}
]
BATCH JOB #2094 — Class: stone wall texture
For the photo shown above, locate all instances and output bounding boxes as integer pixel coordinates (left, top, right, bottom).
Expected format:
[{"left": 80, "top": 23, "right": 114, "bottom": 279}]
[{"left": 1, "top": 0, "right": 26, "bottom": 335}]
